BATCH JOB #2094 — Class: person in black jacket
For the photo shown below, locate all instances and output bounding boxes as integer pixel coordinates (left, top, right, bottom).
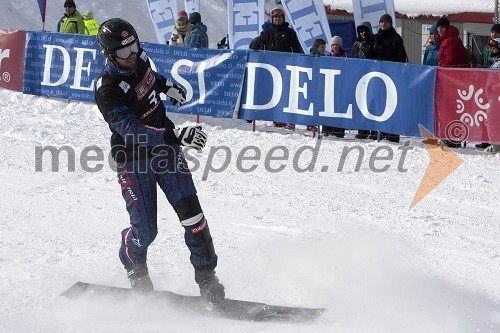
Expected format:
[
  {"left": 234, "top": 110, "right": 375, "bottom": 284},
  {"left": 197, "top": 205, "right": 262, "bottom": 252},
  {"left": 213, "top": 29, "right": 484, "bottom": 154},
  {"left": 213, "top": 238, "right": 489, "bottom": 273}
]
[
  {"left": 260, "top": 6, "right": 303, "bottom": 128},
  {"left": 94, "top": 18, "right": 225, "bottom": 305},
  {"left": 351, "top": 22, "right": 376, "bottom": 140},
  {"left": 372, "top": 14, "right": 407, "bottom": 143},
  {"left": 261, "top": 6, "right": 303, "bottom": 53}
]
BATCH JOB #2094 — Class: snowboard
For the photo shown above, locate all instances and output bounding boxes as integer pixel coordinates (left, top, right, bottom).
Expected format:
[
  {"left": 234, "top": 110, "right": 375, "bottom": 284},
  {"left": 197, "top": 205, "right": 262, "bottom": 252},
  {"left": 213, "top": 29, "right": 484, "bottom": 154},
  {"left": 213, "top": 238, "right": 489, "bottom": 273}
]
[{"left": 62, "top": 282, "right": 326, "bottom": 322}]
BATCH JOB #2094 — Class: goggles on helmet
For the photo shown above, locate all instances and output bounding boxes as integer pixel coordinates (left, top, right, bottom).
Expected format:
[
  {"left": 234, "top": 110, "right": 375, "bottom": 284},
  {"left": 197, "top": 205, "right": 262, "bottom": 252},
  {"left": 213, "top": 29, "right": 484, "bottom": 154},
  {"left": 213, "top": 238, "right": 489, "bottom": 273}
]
[
  {"left": 113, "top": 41, "right": 139, "bottom": 60},
  {"left": 490, "top": 39, "right": 500, "bottom": 48},
  {"left": 271, "top": 9, "right": 284, "bottom": 17}
]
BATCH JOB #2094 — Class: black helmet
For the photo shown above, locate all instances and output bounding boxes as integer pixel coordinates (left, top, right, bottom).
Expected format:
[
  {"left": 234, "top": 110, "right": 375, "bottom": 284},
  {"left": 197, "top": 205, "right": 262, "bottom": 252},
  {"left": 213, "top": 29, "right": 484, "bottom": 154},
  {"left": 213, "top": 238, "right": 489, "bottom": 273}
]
[{"left": 97, "top": 18, "right": 138, "bottom": 53}]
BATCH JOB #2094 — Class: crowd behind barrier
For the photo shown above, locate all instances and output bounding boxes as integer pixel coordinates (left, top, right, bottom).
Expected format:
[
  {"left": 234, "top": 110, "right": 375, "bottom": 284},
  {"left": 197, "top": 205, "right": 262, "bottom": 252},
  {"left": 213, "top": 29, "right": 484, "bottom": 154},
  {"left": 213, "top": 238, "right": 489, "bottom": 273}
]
[{"left": 0, "top": 29, "right": 499, "bottom": 144}]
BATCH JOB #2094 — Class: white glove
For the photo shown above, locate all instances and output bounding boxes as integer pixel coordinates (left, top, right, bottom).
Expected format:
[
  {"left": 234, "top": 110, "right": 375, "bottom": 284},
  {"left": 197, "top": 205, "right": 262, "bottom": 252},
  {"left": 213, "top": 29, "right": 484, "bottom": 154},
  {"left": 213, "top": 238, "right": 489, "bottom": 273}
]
[
  {"left": 174, "top": 126, "right": 207, "bottom": 150},
  {"left": 165, "top": 81, "right": 186, "bottom": 106}
]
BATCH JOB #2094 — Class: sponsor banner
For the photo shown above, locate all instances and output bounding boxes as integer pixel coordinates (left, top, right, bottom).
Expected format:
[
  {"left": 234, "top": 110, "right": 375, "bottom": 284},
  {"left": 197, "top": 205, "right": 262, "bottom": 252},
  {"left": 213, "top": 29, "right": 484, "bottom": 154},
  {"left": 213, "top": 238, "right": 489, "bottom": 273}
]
[
  {"left": 239, "top": 51, "right": 435, "bottom": 137},
  {"left": 141, "top": 43, "right": 247, "bottom": 118},
  {"left": 0, "top": 30, "right": 26, "bottom": 92},
  {"left": 352, "top": 0, "right": 396, "bottom": 34},
  {"left": 281, "top": 0, "right": 332, "bottom": 53},
  {"left": 22, "top": 32, "right": 247, "bottom": 118},
  {"left": 23, "top": 32, "right": 104, "bottom": 100},
  {"left": 227, "top": 0, "right": 264, "bottom": 49},
  {"left": 435, "top": 68, "right": 500, "bottom": 143},
  {"left": 184, "top": 0, "right": 199, "bottom": 14},
  {"left": 146, "top": 0, "right": 177, "bottom": 44}
]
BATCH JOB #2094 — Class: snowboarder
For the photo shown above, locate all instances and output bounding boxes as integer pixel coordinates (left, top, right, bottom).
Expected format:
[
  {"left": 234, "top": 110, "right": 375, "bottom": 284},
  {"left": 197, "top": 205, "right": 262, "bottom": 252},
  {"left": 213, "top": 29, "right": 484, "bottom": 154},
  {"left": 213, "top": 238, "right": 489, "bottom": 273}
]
[{"left": 94, "top": 18, "right": 225, "bottom": 305}]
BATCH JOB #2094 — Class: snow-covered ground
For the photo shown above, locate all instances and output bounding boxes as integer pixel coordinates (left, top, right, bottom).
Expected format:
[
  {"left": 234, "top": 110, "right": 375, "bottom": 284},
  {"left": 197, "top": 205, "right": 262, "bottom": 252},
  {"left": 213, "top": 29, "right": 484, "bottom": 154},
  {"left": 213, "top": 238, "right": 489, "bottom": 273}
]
[
  {"left": 0, "top": 88, "right": 499, "bottom": 332},
  {"left": 1, "top": 0, "right": 500, "bottom": 331}
]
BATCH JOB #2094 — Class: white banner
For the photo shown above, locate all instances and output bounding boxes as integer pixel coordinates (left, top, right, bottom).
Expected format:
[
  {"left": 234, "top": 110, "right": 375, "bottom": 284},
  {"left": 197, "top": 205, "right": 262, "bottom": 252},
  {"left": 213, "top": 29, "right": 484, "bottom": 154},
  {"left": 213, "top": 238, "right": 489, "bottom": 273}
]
[
  {"left": 227, "top": 0, "right": 264, "bottom": 49},
  {"left": 280, "top": 0, "right": 331, "bottom": 53},
  {"left": 145, "top": 0, "right": 178, "bottom": 44},
  {"left": 351, "top": 0, "right": 396, "bottom": 34},
  {"left": 184, "top": 0, "right": 200, "bottom": 14}
]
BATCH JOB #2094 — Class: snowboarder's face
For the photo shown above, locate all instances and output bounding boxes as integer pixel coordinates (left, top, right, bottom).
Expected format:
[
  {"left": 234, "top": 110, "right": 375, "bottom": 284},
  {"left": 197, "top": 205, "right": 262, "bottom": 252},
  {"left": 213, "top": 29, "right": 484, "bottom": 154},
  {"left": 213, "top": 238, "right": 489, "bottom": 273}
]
[
  {"left": 115, "top": 53, "right": 137, "bottom": 70},
  {"left": 437, "top": 26, "right": 447, "bottom": 36}
]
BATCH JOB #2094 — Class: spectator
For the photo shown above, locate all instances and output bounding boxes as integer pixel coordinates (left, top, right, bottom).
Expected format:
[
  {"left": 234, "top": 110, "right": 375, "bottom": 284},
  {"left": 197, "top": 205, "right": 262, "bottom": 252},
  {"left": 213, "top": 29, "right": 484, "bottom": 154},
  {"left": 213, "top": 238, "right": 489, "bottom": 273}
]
[
  {"left": 351, "top": 22, "right": 376, "bottom": 140},
  {"left": 170, "top": 10, "right": 190, "bottom": 46},
  {"left": 260, "top": 6, "right": 303, "bottom": 129},
  {"left": 423, "top": 24, "right": 440, "bottom": 66},
  {"left": 374, "top": 14, "right": 407, "bottom": 63},
  {"left": 327, "top": 35, "right": 347, "bottom": 57},
  {"left": 249, "top": 21, "right": 272, "bottom": 50},
  {"left": 436, "top": 17, "right": 464, "bottom": 67},
  {"left": 372, "top": 13, "right": 407, "bottom": 143},
  {"left": 57, "top": 0, "right": 87, "bottom": 35},
  {"left": 260, "top": 6, "right": 303, "bottom": 53},
  {"left": 351, "top": 22, "right": 375, "bottom": 60},
  {"left": 435, "top": 17, "right": 465, "bottom": 148},
  {"left": 324, "top": 36, "right": 347, "bottom": 138},
  {"left": 481, "top": 24, "right": 500, "bottom": 68},
  {"left": 185, "top": 12, "right": 208, "bottom": 48},
  {"left": 83, "top": 11, "right": 99, "bottom": 36},
  {"left": 309, "top": 38, "right": 326, "bottom": 56},
  {"left": 479, "top": 38, "right": 500, "bottom": 152}
]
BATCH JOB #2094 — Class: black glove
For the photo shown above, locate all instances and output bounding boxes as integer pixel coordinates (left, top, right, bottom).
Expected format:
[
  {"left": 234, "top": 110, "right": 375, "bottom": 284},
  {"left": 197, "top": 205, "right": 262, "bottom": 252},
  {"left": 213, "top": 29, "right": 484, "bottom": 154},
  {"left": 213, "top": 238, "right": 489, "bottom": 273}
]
[{"left": 173, "top": 126, "right": 207, "bottom": 150}]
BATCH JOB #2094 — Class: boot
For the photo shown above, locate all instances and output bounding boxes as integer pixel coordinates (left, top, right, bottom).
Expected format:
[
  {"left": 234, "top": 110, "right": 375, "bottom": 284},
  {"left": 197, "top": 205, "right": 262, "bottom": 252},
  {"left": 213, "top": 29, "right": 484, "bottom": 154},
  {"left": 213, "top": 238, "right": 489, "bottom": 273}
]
[
  {"left": 127, "top": 266, "right": 154, "bottom": 293},
  {"left": 195, "top": 269, "right": 225, "bottom": 306}
]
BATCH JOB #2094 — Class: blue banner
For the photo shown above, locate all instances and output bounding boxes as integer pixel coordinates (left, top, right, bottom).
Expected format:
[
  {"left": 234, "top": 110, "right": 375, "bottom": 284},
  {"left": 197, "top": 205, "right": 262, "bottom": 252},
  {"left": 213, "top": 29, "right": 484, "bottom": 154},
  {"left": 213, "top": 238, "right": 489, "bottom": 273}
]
[
  {"left": 22, "top": 31, "right": 247, "bottom": 119},
  {"left": 142, "top": 43, "right": 247, "bottom": 118},
  {"left": 23, "top": 32, "right": 104, "bottom": 101},
  {"left": 239, "top": 51, "right": 436, "bottom": 137}
]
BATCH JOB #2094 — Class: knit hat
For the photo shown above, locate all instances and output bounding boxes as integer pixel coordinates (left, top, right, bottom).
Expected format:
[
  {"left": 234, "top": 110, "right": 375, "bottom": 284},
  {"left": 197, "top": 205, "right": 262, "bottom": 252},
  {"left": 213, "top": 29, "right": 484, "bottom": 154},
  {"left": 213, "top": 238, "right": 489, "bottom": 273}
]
[
  {"left": 379, "top": 14, "right": 392, "bottom": 24},
  {"left": 429, "top": 24, "right": 437, "bottom": 34},
  {"left": 64, "top": 0, "right": 76, "bottom": 8},
  {"left": 177, "top": 10, "right": 188, "bottom": 19},
  {"left": 188, "top": 12, "right": 201, "bottom": 24},
  {"left": 491, "top": 24, "right": 500, "bottom": 33},
  {"left": 83, "top": 10, "right": 93, "bottom": 20},
  {"left": 436, "top": 17, "right": 450, "bottom": 28},
  {"left": 330, "top": 36, "right": 343, "bottom": 47}
]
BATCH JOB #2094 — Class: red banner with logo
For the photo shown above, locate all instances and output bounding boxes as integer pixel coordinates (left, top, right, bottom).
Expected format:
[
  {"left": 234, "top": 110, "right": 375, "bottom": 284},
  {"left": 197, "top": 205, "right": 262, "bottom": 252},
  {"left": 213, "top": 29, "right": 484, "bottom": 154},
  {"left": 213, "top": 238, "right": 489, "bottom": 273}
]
[
  {"left": 435, "top": 68, "right": 500, "bottom": 143},
  {"left": 0, "top": 30, "right": 26, "bottom": 92}
]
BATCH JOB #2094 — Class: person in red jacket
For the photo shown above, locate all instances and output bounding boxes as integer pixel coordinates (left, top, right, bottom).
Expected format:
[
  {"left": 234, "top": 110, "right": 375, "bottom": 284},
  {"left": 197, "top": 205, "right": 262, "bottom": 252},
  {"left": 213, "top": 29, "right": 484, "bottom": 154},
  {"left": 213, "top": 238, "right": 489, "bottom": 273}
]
[
  {"left": 436, "top": 17, "right": 464, "bottom": 67},
  {"left": 435, "top": 17, "right": 465, "bottom": 148}
]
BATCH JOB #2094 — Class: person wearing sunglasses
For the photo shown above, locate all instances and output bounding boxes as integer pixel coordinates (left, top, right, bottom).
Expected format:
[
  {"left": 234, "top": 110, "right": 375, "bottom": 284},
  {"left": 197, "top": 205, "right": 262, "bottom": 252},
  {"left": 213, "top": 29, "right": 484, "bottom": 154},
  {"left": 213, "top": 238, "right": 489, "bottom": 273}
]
[{"left": 94, "top": 18, "right": 225, "bottom": 306}]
